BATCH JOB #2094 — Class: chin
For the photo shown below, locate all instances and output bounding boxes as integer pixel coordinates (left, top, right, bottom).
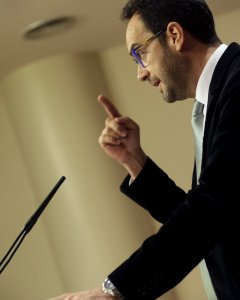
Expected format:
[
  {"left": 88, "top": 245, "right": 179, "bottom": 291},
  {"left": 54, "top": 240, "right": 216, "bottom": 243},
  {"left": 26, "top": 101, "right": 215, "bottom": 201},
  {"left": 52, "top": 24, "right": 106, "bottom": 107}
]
[
  {"left": 163, "top": 90, "right": 188, "bottom": 103},
  {"left": 162, "top": 93, "right": 177, "bottom": 103},
  {"left": 166, "top": 98, "right": 177, "bottom": 104}
]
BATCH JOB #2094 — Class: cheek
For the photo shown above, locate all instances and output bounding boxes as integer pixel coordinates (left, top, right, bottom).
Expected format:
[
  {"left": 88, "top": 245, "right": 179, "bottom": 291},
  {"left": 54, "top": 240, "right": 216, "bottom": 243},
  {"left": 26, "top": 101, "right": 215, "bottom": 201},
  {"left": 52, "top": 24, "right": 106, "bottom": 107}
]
[
  {"left": 150, "top": 63, "right": 164, "bottom": 81},
  {"left": 149, "top": 53, "right": 165, "bottom": 79},
  {"left": 150, "top": 47, "right": 165, "bottom": 70}
]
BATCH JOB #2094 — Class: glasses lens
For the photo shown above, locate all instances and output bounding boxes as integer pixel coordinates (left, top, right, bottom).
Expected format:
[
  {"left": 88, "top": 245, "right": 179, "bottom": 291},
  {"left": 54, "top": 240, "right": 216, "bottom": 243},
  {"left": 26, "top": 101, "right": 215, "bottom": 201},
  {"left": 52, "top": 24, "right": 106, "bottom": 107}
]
[{"left": 131, "top": 48, "right": 144, "bottom": 67}]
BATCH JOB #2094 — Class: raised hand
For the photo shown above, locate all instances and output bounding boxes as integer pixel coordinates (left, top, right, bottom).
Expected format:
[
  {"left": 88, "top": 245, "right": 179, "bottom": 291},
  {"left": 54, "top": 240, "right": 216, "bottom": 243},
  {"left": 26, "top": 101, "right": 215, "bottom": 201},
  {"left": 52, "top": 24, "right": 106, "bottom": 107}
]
[{"left": 98, "top": 95, "right": 147, "bottom": 179}]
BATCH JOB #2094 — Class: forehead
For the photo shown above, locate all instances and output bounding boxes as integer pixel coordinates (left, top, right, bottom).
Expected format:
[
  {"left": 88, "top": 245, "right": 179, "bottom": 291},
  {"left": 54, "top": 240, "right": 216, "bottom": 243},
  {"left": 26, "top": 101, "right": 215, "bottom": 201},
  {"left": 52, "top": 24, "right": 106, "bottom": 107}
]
[{"left": 126, "top": 14, "right": 152, "bottom": 52}]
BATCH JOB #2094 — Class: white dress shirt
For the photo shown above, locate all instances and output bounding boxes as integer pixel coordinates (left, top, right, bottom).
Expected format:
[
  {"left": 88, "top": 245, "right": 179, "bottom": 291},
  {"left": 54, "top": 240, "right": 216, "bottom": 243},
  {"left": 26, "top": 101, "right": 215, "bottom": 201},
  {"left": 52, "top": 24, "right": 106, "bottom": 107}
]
[{"left": 196, "top": 44, "right": 228, "bottom": 130}]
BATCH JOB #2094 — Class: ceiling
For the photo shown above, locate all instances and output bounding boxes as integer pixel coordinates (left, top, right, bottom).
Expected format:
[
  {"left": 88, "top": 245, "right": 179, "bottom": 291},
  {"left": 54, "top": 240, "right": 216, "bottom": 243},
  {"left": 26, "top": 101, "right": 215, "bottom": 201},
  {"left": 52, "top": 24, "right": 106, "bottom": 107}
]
[{"left": 0, "top": 0, "right": 239, "bottom": 80}]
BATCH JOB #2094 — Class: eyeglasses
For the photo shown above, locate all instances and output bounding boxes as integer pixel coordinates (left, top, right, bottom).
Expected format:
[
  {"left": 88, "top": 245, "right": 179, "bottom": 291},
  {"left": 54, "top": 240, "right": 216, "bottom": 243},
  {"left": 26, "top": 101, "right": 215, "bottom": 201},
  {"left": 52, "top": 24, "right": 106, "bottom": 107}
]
[{"left": 131, "top": 29, "right": 166, "bottom": 68}]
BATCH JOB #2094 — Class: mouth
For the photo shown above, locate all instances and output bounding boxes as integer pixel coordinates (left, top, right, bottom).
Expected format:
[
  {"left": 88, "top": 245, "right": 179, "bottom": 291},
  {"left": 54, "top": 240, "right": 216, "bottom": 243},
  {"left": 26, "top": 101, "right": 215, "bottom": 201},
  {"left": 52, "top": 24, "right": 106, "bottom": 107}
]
[
  {"left": 150, "top": 79, "right": 161, "bottom": 87},
  {"left": 152, "top": 79, "right": 164, "bottom": 94}
]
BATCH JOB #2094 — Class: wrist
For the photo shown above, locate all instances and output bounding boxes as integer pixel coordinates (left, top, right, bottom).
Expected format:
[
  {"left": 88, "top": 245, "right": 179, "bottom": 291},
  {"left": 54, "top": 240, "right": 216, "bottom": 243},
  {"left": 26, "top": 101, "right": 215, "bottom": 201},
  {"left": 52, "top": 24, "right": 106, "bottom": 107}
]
[{"left": 123, "top": 150, "right": 147, "bottom": 180}]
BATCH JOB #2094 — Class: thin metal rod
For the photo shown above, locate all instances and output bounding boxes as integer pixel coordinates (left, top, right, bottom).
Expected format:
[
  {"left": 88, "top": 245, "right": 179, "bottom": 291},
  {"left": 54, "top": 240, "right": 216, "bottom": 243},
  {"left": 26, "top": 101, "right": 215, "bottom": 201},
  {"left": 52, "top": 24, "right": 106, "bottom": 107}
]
[{"left": 0, "top": 176, "right": 66, "bottom": 274}]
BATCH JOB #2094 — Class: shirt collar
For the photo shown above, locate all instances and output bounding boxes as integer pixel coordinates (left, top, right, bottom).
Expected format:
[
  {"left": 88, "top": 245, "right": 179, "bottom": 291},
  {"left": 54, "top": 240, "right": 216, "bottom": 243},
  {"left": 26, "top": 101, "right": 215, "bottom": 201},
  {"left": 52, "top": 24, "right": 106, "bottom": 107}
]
[{"left": 196, "top": 44, "right": 228, "bottom": 106}]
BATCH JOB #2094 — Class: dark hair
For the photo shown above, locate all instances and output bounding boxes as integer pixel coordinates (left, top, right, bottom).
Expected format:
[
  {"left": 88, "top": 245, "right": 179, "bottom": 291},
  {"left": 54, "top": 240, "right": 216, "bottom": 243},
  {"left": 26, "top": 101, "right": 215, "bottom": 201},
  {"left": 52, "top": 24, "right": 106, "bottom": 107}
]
[{"left": 121, "top": 0, "right": 221, "bottom": 45}]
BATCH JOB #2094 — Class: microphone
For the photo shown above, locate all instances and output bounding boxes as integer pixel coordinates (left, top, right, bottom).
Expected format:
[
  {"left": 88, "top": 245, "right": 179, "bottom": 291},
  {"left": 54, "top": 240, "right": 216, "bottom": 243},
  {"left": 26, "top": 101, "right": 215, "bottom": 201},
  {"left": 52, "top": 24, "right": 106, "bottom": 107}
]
[{"left": 0, "top": 176, "right": 66, "bottom": 274}]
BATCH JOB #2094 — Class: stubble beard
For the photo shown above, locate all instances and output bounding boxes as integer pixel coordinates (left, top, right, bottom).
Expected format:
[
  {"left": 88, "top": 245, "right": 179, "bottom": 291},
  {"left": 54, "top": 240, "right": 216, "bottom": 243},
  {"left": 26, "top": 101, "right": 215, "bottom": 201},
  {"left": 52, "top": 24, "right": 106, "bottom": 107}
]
[{"left": 160, "top": 45, "right": 192, "bottom": 103}]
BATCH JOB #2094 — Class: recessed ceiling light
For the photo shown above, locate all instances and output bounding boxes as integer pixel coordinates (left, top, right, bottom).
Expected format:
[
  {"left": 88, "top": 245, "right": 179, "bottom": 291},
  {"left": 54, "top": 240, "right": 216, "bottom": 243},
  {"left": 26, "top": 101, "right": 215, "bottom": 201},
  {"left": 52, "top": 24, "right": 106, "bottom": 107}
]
[{"left": 22, "top": 16, "right": 76, "bottom": 40}]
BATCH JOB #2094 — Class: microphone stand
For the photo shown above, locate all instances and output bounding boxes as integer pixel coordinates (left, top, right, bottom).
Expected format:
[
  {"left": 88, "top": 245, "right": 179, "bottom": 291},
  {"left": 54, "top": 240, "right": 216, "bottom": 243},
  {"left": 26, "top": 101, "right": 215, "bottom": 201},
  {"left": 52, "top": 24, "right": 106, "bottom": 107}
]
[{"left": 0, "top": 176, "right": 66, "bottom": 274}]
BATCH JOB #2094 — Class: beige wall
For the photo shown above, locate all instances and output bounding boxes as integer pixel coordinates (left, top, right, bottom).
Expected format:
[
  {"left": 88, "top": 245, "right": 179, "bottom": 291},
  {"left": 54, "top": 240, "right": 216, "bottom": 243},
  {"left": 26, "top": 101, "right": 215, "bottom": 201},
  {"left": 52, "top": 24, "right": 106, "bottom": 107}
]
[
  {"left": 0, "top": 7, "right": 240, "bottom": 300},
  {"left": 0, "top": 92, "right": 64, "bottom": 298},
  {"left": 0, "top": 53, "right": 156, "bottom": 300}
]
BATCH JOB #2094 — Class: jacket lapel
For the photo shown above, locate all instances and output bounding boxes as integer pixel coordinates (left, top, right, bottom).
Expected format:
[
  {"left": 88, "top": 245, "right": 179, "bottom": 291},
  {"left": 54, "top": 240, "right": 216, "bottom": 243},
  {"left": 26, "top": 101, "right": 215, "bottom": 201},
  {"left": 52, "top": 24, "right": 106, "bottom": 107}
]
[{"left": 201, "top": 43, "right": 240, "bottom": 168}]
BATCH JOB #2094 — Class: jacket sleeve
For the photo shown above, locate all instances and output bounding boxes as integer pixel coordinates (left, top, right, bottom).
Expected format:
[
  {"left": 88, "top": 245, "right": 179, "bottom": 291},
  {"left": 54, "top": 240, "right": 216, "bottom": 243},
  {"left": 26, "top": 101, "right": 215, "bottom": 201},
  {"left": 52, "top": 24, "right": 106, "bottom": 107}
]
[{"left": 120, "top": 157, "right": 187, "bottom": 224}]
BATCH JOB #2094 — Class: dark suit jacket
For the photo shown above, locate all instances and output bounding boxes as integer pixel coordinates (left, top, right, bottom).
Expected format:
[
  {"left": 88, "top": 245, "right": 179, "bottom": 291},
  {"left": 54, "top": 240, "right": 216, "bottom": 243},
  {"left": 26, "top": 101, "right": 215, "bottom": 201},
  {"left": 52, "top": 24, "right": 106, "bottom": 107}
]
[{"left": 108, "top": 43, "right": 240, "bottom": 300}]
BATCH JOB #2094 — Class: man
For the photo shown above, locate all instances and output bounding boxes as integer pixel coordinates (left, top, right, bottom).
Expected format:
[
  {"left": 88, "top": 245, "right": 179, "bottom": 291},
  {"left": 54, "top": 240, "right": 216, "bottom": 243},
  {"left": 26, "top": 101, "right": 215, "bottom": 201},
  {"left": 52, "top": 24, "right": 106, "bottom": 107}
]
[{"left": 48, "top": 0, "right": 240, "bottom": 299}]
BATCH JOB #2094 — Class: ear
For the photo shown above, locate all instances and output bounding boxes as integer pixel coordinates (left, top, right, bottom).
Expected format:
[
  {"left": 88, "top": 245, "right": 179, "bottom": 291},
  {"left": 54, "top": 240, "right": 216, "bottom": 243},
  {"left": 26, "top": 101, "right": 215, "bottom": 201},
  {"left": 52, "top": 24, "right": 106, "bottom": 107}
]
[{"left": 166, "top": 22, "right": 184, "bottom": 51}]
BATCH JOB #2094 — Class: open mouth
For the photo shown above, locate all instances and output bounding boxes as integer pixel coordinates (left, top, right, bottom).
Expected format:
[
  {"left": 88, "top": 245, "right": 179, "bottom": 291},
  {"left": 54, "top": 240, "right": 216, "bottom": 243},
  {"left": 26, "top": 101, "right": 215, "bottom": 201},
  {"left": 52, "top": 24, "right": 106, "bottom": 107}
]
[{"left": 151, "top": 79, "right": 161, "bottom": 87}]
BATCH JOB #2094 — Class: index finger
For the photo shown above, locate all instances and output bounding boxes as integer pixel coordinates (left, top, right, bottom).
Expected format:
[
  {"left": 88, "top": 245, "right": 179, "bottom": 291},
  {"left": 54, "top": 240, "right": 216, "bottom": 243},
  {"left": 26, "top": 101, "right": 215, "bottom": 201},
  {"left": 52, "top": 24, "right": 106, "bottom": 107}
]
[{"left": 97, "top": 95, "right": 122, "bottom": 118}]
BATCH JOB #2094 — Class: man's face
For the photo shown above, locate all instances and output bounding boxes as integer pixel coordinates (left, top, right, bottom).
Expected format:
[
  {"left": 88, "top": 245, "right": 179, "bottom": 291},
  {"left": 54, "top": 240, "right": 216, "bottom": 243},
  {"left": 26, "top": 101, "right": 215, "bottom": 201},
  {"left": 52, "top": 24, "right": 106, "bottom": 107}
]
[{"left": 126, "top": 14, "right": 192, "bottom": 103}]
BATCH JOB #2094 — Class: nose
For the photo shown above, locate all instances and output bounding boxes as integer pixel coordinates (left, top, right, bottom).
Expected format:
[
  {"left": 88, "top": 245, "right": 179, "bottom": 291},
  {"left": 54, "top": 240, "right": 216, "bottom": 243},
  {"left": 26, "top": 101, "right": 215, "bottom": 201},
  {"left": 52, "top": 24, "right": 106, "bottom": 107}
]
[{"left": 137, "top": 64, "right": 150, "bottom": 82}]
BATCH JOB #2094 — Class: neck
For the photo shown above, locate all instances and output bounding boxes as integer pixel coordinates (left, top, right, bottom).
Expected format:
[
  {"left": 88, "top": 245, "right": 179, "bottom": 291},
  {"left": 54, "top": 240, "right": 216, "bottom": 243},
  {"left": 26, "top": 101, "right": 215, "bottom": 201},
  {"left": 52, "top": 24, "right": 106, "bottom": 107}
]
[{"left": 185, "top": 35, "right": 221, "bottom": 97}]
